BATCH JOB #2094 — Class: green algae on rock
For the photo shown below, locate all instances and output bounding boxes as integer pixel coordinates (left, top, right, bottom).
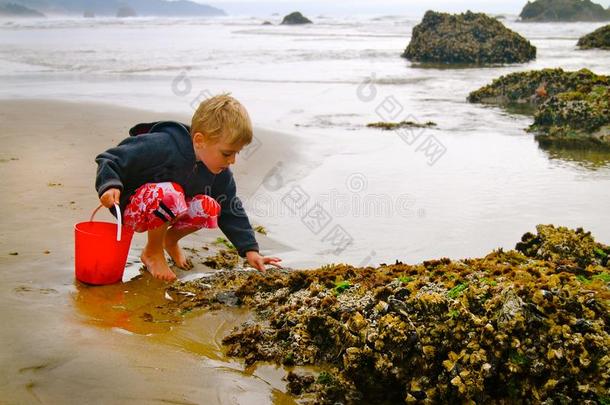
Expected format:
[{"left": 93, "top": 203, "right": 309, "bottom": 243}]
[
  {"left": 468, "top": 68, "right": 610, "bottom": 150},
  {"left": 578, "top": 24, "right": 610, "bottom": 50},
  {"left": 468, "top": 68, "right": 609, "bottom": 105},
  {"left": 402, "top": 10, "right": 536, "bottom": 64},
  {"left": 519, "top": 0, "right": 610, "bottom": 22},
  {"left": 166, "top": 225, "right": 610, "bottom": 404},
  {"left": 531, "top": 85, "right": 610, "bottom": 150},
  {"left": 280, "top": 11, "right": 312, "bottom": 25},
  {"left": 202, "top": 249, "right": 240, "bottom": 270}
]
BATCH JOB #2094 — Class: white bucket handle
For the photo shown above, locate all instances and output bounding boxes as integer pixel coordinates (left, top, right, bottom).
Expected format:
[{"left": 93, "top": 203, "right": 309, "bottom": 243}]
[{"left": 90, "top": 203, "right": 123, "bottom": 242}]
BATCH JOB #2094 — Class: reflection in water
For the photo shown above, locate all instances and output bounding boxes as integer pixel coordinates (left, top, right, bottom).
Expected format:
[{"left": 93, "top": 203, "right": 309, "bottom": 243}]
[
  {"left": 72, "top": 274, "right": 181, "bottom": 335},
  {"left": 71, "top": 275, "right": 301, "bottom": 404},
  {"left": 538, "top": 143, "right": 610, "bottom": 171},
  {"left": 503, "top": 102, "right": 538, "bottom": 117}
]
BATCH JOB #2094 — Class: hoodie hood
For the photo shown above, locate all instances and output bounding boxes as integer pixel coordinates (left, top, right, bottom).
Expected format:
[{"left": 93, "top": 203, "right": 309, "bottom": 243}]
[{"left": 129, "top": 121, "right": 196, "bottom": 164}]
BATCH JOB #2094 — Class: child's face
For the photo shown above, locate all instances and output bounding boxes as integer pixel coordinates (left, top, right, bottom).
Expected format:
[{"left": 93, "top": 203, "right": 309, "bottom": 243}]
[{"left": 193, "top": 132, "right": 244, "bottom": 174}]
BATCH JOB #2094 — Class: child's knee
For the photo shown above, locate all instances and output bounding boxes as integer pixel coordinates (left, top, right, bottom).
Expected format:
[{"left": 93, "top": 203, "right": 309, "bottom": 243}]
[
  {"left": 194, "top": 194, "right": 221, "bottom": 217},
  {"left": 171, "top": 194, "right": 220, "bottom": 230},
  {"left": 156, "top": 182, "right": 188, "bottom": 219},
  {"left": 124, "top": 182, "right": 188, "bottom": 232}
]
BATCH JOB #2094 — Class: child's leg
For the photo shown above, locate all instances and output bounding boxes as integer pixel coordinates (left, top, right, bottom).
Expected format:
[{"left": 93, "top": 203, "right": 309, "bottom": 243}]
[
  {"left": 141, "top": 222, "right": 176, "bottom": 281},
  {"left": 164, "top": 226, "right": 199, "bottom": 269},
  {"left": 167, "top": 195, "right": 221, "bottom": 268}
]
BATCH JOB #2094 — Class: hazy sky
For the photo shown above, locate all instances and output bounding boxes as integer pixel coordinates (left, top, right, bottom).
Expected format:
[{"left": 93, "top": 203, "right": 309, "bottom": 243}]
[{"left": 201, "top": 0, "right": 610, "bottom": 16}]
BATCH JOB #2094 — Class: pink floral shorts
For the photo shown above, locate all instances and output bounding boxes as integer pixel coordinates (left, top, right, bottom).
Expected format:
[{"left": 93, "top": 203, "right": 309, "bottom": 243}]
[{"left": 123, "top": 182, "right": 221, "bottom": 233}]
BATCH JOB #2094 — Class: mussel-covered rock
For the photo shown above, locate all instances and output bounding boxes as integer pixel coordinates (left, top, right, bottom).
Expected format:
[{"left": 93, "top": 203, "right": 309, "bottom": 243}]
[
  {"left": 166, "top": 225, "right": 610, "bottom": 404},
  {"left": 519, "top": 0, "right": 610, "bottom": 22},
  {"left": 578, "top": 24, "right": 610, "bottom": 50},
  {"left": 516, "top": 224, "right": 610, "bottom": 267},
  {"left": 468, "top": 68, "right": 610, "bottom": 150},
  {"left": 402, "top": 10, "right": 536, "bottom": 64}
]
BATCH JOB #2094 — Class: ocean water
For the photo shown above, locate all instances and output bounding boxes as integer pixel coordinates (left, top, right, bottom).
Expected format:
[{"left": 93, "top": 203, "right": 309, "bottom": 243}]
[{"left": 1, "top": 14, "right": 610, "bottom": 266}]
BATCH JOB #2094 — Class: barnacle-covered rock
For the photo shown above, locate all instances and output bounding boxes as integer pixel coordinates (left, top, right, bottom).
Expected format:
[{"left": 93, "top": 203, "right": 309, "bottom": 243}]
[
  {"left": 516, "top": 224, "right": 610, "bottom": 267},
  {"left": 402, "top": 10, "right": 536, "bottom": 64},
  {"left": 468, "top": 68, "right": 610, "bottom": 150},
  {"left": 578, "top": 24, "right": 610, "bottom": 50},
  {"left": 166, "top": 226, "right": 610, "bottom": 404}
]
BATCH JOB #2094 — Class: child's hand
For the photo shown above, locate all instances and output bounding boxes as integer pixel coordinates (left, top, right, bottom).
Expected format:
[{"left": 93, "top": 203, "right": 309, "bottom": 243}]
[
  {"left": 100, "top": 188, "right": 121, "bottom": 208},
  {"left": 246, "top": 251, "right": 282, "bottom": 272}
]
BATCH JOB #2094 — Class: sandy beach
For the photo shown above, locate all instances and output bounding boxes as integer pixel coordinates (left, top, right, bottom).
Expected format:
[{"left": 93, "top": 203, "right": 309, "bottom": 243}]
[{"left": 0, "top": 99, "right": 305, "bottom": 404}]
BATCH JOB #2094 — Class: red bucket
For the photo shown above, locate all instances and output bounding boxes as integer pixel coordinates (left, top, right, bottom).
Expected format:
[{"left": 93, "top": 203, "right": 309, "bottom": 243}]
[{"left": 75, "top": 204, "right": 134, "bottom": 285}]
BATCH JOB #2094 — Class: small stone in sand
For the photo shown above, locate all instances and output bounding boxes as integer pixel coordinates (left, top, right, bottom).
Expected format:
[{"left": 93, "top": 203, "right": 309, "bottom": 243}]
[{"left": 9, "top": 252, "right": 18, "bottom": 256}]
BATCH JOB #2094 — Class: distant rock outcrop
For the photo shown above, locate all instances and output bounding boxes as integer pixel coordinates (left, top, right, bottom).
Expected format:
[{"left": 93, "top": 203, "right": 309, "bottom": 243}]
[
  {"left": 519, "top": 0, "right": 610, "bottom": 22},
  {"left": 577, "top": 24, "right": 610, "bottom": 49},
  {"left": 469, "top": 68, "right": 610, "bottom": 150},
  {"left": 402, "top": 10, "right": 536, "bottom": 64},
  {"left": 83, "top": 10, "right": 95, "bottom": 18},
  {"left": 0, "top": 3, "right": 45, "bottom": 17},
  {"left": 281, "top": 11, "right": 312, "bottom": 25},
  {"left": 116, "top": 6, "right": 137, "bottom": 18}
]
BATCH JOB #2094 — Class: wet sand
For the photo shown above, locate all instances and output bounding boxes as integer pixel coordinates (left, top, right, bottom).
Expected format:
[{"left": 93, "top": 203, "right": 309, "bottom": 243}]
[{"left": 0, "top": 100, "right": 307, "bottom": 404}]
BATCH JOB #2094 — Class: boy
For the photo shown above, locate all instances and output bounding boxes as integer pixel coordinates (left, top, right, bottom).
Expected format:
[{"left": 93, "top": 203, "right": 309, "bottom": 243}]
[{"left": 95, "top": 94, "right": 281, "bottom": 281}]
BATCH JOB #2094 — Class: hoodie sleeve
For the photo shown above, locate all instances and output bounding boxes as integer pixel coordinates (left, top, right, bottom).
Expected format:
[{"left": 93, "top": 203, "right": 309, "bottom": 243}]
[
  {"left": 212, "top": 170, "right": 259, "bottom": 257},
  {"left": 95, "top": 133, "right": 167, "bottom": 198}
]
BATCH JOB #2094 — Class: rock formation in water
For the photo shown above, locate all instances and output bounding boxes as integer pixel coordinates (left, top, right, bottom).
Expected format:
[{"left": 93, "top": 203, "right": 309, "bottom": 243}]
[
  {"left": 469, "top": 68, "right": 610, "bottom": 150},
  {"left": 281, "top": 11, "right": 312, "bottom": 25},
  {"left": 402, "top": 10, "right": 536, "bottom": 64},
  {"left": 367, "top": 121, "right": 437, "bottom": 130},
  {"left": 578, "top": 24, "right": 610, "bottom": 50},
  {"left": 519, "top": 0, "right": 610, "bottom": 22},
  {"left": 116, "top": 6, "right": 137, "bottom": 18},
  {"left": 163, "top": 224, "right": 610, "bottom": 404}
]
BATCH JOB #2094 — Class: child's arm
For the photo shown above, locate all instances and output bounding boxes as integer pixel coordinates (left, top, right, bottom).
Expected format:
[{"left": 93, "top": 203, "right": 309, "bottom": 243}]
[
  {"left": 212, "top": 170, "right": 282, "bottom": 271},
  {"left": 212, "top": 171, "right": 259, "bottom": 255},
  {"left": 95, "top": 133, "right": 167, "bottom": 201}
]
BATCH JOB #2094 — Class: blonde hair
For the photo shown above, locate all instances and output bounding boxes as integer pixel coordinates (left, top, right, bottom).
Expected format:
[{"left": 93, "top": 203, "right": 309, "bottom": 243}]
[{"left": 191, "top": 93, "right": 253, "bottom": 145}]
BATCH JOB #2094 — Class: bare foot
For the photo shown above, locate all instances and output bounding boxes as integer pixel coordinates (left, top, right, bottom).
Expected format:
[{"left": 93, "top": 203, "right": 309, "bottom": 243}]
[
  {"left": 164, "top": 237, "right": 193, "bottom": 270},
  {"left": 141, "top": 247, "right": 176, "bottom": 282}
]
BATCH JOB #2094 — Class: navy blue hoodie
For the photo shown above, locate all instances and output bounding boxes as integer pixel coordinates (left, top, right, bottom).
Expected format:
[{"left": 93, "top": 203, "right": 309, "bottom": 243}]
[{"left": 95, "top": 121, "right": 259, "bottom": 257}]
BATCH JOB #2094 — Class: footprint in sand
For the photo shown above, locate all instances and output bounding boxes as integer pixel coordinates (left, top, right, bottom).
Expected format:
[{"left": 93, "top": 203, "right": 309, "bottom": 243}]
[{"left": 13, "top": 286, "right": 59, "bottom": 298}]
